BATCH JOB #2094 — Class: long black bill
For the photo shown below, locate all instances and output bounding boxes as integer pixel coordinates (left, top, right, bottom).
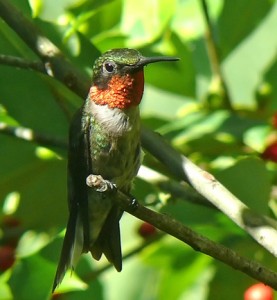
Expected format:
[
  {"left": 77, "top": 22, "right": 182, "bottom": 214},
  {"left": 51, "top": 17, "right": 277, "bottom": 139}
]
[{"left": 138, "top": 55, "right": 180, "bottom": 67}]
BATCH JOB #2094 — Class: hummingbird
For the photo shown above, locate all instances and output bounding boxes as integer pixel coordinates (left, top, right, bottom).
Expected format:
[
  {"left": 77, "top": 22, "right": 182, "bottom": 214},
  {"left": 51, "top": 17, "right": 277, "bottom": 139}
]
[{"left": 53, "top": 48, "right": 179, "bottom": 291}]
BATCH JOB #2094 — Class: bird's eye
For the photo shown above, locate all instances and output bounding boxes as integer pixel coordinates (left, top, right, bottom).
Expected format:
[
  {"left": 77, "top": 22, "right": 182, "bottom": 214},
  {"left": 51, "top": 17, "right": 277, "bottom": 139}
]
[{"left": 104, "top": 62, "right": 115, "bottom": 73}]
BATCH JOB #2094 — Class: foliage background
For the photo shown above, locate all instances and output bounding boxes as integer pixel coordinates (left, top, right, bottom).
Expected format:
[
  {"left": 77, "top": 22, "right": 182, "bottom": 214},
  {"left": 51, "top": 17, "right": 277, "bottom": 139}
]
[{"left": 1, "top": 0, "right": 277, "bottom": 299}]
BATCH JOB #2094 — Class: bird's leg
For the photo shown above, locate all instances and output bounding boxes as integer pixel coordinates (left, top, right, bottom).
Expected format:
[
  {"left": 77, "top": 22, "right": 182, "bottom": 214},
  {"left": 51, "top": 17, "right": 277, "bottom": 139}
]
[
  {"left": 86, "top": 175, "right": 139, "bottom": 211},
  {"left": 86, "top": 174, "right": 117, "bottom": 193}
]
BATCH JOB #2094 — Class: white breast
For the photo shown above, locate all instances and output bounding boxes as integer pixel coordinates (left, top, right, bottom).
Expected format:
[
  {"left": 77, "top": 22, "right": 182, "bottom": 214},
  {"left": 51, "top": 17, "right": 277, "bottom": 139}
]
[{"left": 89, "top": 101, "right": 140, "bottom": 136}]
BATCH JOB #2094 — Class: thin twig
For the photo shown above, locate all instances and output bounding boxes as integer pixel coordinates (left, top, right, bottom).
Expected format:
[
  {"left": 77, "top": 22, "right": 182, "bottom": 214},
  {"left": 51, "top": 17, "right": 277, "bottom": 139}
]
[
  {"left": 113, "top": 189, "right": 277, "bottom": 289},
  {"left": 0, "top": 123, "right": 67, "bottom": 149},
  {"left": 0, "top": 54, "right": 46, "bottom": 73},
  {"left": 200, "top": 0, "right": 232, "bottom": 109},
  {"left": 158, "top": 179, "right": 215, "bottom": 209},
  {"left": 137, "top": 165, "right": 214, "bottom": 208},
  {"left": 0, "top": 0, "right": 90, "bottom": 98}
]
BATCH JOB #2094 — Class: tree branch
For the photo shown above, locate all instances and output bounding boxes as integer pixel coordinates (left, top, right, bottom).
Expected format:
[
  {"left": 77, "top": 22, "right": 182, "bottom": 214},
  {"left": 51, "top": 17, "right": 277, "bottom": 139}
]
[
  {"left": 142, "top": 128, "right": 277, "bottom": 257},
  {"left": 113, "top": 189, "right": 277, "bottom": 289},
  {"left": 137, "top": 165, "right": 214, "bottom": 208},
  {"left": 157, "top": 179, "right": 216, "bottom": 209},
  {"left": 86, "top": 175, "right": 277, "bottom": 288},
  {"left": 3, "top": 121, "right": 277, "bottom": 263},
  {"left": 0, "top": 54, "right": 46, "bottom": 73},
  {"left": 0, "top": 123, "right": 67, "bottom": 149},
  {"left": 0, "top": 0, "right": 90, "bottom": 98}
]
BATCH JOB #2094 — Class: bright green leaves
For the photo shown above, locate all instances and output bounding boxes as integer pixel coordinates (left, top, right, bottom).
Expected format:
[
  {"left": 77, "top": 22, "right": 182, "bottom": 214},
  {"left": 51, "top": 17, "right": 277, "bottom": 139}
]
[
  {"left": 217, "top": 0, "right": 273, "bottom": 58},
  {"left": 9, "top": 255, "right": 54, "bottom": 300},
  {"left": 1, "top": 0, "right": 277, "bottom": 299},
  {"left": 121, "top": 0, "right": 177, "bottom": 47},
  {"left": 142, "top": 239, "right": 214, "bottom": 300},
  {"left": 222, "top": 3, "right": 277, "bottom": 108},
  {"left": 215, "top": 157, "right": 271, "bottom": 213}
]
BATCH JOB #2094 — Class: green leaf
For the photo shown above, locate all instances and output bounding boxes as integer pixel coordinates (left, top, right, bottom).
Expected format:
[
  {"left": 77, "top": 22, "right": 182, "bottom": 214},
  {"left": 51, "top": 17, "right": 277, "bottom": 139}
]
[
  {"left": 0, "top": 69, "right": 68, "bottom": 136},
  {"left": 0, "top": 137, "right": 67, "bottom": 230},
  {"left": 221, "top": 2, "right": 277, "bottom": 108},
  {"left": 121, "top": 0, "right": 177, "bottom": 46},
  {"left": 8, "top": 254, "right": 54, "bottom": 300},
  {"left": 217, "top": 0, "right": 273, "bottom": 58},
  {"left": 16, "top": 231, "right": 50, "bottom": 258},
  {"left": 208, "top": 236, "right": 276, "bottom": 300},
  {"left": 244, "top": 125, "right": 271, "bottom": 152},
  {"left": 208, "top": 260, "right": 251, "bottom": 300},
  {"left": 142, "top": 238, "right": 214, "bottom": 300},
  {"left": 0, "top": 270, "right": 13, "bottom": 300},
  {"left": 215, "top": 157, "right": 271, "bottom": 213},
  {"left": 141, "top": 87, "right": 186, "bottom": 121},
  {"left": 76, "top": 0, "right": 123, "bottom": 46},
  {"left": 263, "top": 57, "right": 277, "bottom": 110},
  {"left": 10, "top": 0, "right": 32, "bottom": 17},
  {"left": 172, "top": 0, "right": 223, "bottom": 41},
  {"left": 143, "top": 33, "right": 196, "bottom": 97}
]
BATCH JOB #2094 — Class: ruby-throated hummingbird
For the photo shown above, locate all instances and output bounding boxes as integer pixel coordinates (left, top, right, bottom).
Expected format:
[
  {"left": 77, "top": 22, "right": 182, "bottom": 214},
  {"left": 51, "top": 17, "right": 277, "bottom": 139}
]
[{"left": 53, "top": 48, "right": 179, "bottom": 291}]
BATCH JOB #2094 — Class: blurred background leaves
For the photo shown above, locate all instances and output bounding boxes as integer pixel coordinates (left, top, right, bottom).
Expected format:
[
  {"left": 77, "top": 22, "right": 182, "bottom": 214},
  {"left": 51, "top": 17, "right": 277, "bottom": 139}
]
[{"left": 1, "top": 0, "right": 277, "bottom": 299}]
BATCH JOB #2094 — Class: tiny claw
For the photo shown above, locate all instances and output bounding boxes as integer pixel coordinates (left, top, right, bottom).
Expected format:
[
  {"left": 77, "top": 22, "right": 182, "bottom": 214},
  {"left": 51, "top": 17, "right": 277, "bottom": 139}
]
[
  {"left": 86, "top": 174, "right": 116, "bottom": 192},
  {"left": 102, "top": 180, "right": 117, "bottom": 193},
  {"left": 129, "top": 197, "right": 139, "bottom": 211}
]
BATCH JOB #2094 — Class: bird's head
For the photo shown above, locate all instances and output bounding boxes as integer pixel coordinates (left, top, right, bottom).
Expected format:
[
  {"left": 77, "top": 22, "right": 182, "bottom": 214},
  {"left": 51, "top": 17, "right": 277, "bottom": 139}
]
[{"left": 89, "top": 48, "right": 179, "bottom": 109}]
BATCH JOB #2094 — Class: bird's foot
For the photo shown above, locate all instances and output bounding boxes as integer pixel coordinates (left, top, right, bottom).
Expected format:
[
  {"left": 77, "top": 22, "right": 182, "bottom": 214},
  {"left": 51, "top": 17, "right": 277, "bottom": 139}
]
[{"left": 86, "top": 174, "right": 117, "bottom": 193}]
